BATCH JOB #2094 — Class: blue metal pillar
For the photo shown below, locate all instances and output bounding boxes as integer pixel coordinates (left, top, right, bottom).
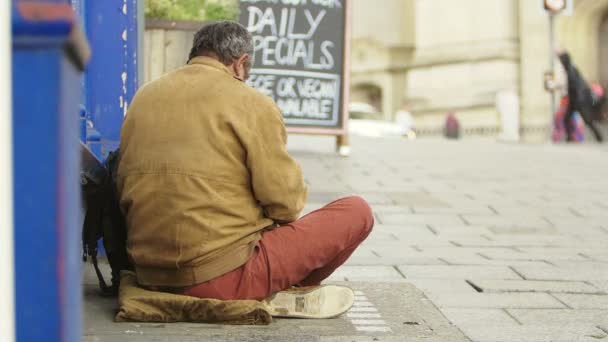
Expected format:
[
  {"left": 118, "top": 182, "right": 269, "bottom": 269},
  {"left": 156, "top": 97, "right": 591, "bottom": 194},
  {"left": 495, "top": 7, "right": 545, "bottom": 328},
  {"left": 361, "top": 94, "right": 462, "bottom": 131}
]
[
  {"left": 84, "top": 0, "right": 139, "bottom": 157},
  {"left": 11, "top": 1, "right": 89, "bottom": 341}
]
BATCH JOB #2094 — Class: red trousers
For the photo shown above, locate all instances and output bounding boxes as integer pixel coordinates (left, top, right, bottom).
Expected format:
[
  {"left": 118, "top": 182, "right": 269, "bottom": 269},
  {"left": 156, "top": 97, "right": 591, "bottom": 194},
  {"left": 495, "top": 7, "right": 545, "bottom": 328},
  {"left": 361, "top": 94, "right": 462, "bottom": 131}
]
[{"left": 182, "top": 196, "right": 374, "bottom": 300}]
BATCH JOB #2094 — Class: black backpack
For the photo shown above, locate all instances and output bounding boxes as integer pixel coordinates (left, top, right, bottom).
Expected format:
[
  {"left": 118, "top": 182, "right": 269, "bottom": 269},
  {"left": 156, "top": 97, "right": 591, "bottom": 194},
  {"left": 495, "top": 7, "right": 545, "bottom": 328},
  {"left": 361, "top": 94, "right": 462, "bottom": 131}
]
[{"left": 81, "top": 147, "right": 132, "bottom": 296}]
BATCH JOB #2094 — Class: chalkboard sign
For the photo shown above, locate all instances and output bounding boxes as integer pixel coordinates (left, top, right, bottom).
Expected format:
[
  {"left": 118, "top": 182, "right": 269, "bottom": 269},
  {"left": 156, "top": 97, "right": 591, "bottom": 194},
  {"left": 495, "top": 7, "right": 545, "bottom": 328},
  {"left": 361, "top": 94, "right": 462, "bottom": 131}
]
[{"left": 239, "top": 0, "right": 350, "bottom": 133}]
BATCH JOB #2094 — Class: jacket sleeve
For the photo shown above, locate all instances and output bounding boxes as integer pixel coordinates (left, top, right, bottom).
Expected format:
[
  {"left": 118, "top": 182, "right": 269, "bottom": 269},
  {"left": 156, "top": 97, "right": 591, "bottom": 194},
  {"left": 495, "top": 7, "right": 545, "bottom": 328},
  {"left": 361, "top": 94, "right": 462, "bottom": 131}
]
[{"left": 244, "top": 100, "right": 308, "bottom": 223}]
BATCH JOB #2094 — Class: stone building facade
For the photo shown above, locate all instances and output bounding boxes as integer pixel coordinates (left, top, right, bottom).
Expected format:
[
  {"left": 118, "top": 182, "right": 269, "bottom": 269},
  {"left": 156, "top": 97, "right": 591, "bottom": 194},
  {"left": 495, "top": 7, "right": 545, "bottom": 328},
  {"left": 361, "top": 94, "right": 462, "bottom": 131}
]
[{"left": 350, "top": 0, "right": 608, "bottom": 140}]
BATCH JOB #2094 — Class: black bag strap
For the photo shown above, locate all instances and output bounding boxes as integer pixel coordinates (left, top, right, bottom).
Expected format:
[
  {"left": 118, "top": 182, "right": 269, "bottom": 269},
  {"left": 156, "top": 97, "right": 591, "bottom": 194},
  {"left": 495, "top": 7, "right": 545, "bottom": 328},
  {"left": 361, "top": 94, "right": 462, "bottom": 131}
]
[
  {"left": 91, "top": 253, "right": 111, "bottom": 294},
  {"left": 81, "top": 171, "right": 113, "bottom": 295},
  {"left": 101, "top": 148, "right": 130, "bottom": 296}
]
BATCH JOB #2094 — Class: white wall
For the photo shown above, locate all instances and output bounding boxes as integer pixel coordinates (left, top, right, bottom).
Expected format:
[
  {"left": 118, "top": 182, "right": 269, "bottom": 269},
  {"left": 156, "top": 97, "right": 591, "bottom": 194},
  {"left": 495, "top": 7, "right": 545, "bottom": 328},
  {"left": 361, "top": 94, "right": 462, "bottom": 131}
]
[
  {"left": 415, "top": 0, "right": 518, "bottom": 49},
  {"left": 351, "top": 0, "right": 414, "bottom": 47},
  {"left": 405, "top": 0, "right": 520, "bottom": 131}
]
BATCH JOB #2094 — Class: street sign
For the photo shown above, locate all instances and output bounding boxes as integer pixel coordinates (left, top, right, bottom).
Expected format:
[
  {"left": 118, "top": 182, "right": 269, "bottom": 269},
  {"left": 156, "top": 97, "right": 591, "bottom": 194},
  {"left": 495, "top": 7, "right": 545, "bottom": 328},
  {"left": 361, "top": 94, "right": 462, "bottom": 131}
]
[
  {"left": 541, "top": 0, "right": 573, "bottom": 16},
  {"left": 239, "top": 0, "right": 351, "bottom": 153}
]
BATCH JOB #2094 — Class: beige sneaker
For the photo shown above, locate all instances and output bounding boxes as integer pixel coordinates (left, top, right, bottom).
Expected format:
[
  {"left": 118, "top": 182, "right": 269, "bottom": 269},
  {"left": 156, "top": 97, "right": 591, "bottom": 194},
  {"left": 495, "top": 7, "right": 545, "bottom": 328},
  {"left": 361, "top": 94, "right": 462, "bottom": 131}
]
[{"left": 262, "top": 285, "right": 355, "bottom": 319}]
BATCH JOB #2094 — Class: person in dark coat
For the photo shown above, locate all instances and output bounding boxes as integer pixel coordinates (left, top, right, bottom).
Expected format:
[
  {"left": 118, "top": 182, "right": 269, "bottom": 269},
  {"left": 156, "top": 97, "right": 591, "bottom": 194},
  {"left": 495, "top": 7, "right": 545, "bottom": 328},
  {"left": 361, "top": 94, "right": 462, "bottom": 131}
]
[{"left": 558, "top": 51, "right": 604, "bottom": 142}]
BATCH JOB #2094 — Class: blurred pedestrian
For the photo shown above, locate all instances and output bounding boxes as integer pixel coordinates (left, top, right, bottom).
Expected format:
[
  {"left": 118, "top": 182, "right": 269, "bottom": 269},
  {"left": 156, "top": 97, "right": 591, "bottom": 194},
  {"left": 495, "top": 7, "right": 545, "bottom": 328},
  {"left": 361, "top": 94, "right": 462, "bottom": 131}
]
[
  {"left": 444, "top": 112, "right": 460, "bottom": 139},
  {"left": 590, "top": 82, "right": 606, "bottom": 120},
  {"left": 557, "top": 51, "right": 604, "bottom": 142},
  {"left": 395, "top": 104, "right": 416, "bottom": 139},
  {"left": 553, "top": 96, "right": 585, "bottom": 142}
]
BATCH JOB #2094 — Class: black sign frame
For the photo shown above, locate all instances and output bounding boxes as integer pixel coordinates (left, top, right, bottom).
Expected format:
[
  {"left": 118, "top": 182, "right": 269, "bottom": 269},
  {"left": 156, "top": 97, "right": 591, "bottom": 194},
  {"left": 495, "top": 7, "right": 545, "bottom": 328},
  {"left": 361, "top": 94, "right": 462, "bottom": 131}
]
[{"left": 239, "top": 0, "right": 351, "bottom": 150}]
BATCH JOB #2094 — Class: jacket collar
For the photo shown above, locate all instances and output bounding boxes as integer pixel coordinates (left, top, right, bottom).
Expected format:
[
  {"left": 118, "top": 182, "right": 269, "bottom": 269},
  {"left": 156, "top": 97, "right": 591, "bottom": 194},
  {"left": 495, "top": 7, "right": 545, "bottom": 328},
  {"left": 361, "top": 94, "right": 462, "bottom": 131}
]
[{"left": 188, "top": 56, "right": 234, "bottom": 77}]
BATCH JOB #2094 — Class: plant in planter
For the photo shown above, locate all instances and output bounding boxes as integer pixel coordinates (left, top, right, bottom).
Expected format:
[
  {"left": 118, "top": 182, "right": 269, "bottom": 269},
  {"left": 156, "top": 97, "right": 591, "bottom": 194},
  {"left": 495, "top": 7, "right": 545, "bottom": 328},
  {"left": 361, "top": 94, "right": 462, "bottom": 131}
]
[{"left": 146, "top": 0, "right": 238, "bottom": 21}]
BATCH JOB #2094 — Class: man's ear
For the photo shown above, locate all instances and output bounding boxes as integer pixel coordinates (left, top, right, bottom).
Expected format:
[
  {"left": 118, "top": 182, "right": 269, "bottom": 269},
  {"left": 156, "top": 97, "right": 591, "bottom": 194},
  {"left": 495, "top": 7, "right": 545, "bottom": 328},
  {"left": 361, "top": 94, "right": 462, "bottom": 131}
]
[
  {"left": 232, "top": 54, "right": 250, "bottom": 81},
  {"left": 238, "top": 53, "right": 250, "bottom": 65}
]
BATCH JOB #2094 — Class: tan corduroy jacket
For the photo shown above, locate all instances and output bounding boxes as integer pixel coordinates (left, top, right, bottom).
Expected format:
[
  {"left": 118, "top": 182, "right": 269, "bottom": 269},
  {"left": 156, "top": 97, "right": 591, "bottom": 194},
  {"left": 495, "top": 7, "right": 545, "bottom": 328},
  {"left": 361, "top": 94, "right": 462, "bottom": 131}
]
[{"left": 117, "top": 56, "right": 307, "bottom": 287}]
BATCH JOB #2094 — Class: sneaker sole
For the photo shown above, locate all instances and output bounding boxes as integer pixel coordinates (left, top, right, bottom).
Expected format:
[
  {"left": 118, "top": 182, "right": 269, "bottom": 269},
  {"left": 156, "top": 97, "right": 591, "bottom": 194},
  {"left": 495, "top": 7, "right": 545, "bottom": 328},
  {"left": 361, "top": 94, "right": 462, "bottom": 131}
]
[{"left": 263, "top": 285, "right": 355, "bottom": 319}]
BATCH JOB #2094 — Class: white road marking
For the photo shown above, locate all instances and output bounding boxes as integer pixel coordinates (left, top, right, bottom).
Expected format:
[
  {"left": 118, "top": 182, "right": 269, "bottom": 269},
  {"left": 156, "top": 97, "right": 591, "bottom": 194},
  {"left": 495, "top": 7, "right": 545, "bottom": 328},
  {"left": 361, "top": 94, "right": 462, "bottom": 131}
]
[
  {"left": 347, "top": 290, "right": 392, "bottom": 333},
  {"left": 349, "top": 307, "right": 378, "bottom": 312},
  {"left": 347, "top": 313, "right": 382, "bottom": 318},
  {"left": 350, "top": 319, "right": 387, "bottom": 325},
  {"left": 355, "top": 326, "right": 392, "bottom": 332},
  {"left": 353, "top": 301, "right": 373, "bottom": 307}
]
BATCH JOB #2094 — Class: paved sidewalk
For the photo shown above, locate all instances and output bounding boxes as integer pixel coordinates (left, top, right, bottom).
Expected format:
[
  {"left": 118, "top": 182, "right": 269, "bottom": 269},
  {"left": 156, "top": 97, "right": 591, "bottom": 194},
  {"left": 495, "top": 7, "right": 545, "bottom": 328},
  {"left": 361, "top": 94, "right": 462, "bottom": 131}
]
[
  {"left": 289, "top": 134, "right": 608, "bottom": 342},
  {"left": 84, "top": 279, "right": 468, "bottom": 341},
  {"left": 84, "top": 133, "right": 608, "bottom": 342}
]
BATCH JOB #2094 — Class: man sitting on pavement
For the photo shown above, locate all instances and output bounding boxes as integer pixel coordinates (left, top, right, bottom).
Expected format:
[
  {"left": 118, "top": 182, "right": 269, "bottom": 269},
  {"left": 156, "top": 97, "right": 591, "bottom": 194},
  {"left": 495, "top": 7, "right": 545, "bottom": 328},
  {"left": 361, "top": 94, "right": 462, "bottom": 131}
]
[{"left": 117, "top": 21, "right": 374, "bottom": 318}]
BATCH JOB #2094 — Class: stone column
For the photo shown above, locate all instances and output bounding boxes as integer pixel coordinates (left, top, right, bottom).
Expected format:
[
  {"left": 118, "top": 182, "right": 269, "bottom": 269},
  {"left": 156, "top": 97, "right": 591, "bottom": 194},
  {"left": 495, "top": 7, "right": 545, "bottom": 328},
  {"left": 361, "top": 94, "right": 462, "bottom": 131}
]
[{"left": 518, "top": 0, "right": 552, "bottom": 142}]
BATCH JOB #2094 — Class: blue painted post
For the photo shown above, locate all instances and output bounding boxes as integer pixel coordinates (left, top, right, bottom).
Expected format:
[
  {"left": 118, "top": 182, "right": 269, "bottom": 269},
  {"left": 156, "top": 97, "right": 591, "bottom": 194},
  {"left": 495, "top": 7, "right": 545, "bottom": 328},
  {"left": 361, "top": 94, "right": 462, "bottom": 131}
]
[
  {"left": 1, "top": 1, "right": 15, "bottom": 341},
  {"left": 11, "top": 1, "right": 89, "bottom": 341},
  {"left": 85, "top": 0, "right": 139, "bottom": 158}
]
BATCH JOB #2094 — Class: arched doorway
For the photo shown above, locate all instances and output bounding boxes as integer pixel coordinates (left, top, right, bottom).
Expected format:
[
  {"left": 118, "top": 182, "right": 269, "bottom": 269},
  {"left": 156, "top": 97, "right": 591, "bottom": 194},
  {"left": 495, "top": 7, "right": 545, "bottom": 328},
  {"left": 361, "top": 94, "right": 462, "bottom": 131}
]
[
  {"left": 558, "top": 0, "right": 608, "bottom": 121},
  {"left": 558, "top": 0, "right": 608, "bottom": 82},
  {"left": 349, "top": 83, "right": 383, "bottom": 118}
]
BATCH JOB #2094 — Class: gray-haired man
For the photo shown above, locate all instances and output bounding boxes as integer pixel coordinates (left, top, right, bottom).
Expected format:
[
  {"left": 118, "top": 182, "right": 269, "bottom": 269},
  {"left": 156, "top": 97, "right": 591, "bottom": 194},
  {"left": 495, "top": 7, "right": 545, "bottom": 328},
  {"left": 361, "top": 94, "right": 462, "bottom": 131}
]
[{"left": 118, "top": 21, "right": 373, "bottom": 319}]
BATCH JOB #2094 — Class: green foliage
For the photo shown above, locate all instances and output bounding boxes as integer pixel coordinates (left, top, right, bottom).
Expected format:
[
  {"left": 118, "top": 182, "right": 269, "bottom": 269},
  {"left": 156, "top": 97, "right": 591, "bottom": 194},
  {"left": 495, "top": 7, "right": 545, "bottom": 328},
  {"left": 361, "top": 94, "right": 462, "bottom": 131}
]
[
  {"left": 205, "top": 2, "right": 239, "bottom": 21},
  {"left": 145, "top": 0, "right": 238, "bottom": 21}
]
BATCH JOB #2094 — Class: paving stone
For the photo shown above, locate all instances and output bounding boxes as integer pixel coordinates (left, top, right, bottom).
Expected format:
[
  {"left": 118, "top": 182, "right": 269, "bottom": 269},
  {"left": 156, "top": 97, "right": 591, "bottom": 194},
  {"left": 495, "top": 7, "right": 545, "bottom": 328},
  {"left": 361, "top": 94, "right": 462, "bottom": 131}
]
[
  {"left": 550, "top": 261, "right": 608, "bottom": 270},
  {"left": 381, "top": 225, "right": 438, "bottom": 239},
  {"left": 489, "top": 205, "right": 570, "bottom": 216},
  {"left": 591, "top": 281, "right": 608, "bottom": 292},
  {"left": 553, "top": 293, "right": 608, "bottom": 309},
  {"left": 375, "top": 213, "right": 464, "bottom": 226},
  {"left": 416, "top": 247, "right": 516, "bottom": 259},
  {"left": 488, "top": 226, "right": 558, "bottom": 235},
  {"left": 508, "top": 308, "right": 608, "bottom": 325},
  {"left": 385, "top": 192, "right": 450, "bottom": 208},
  {"left": 370, "top": 205, "right": 412, "bottom": 214},
  {"left": 469, "top": 279, "right": 603, "bottom": 294},
  {"left": 397, "top": 265, "right": 521, "bottom": 279},
  {"left": 440, "top": 257, "right": 551, "bottom": 268},
  {"left": 439, "top": 308, "right": 520, "bottom": 328},
  {"left": 460, "top": 215, "right": 552, "bottom": 229},
  {"left": 367, "top": 226, "right": 439, "bottom": 244},
  {"left": 546, "top": 216, "right": 607, "bottom": 229},
  {"left": 480, "top": 248, "right": 589, "bottom": 262},
  {"left": 406, "top": 278, "right": 479, "bottom": 295},
  {"left": 430, "top": 225, "right": 494, "bottom": 237},
  {"left": 343, "top": 249, "right": 382, "bottom": 265},
  {"left": 458, "top": 325, "right": 606, "bottom": 342},
  {"left": 598, "top": 325, "right": 608, "bottom": 339},
  {"left": 513, "top": 265, "right": 608, "bottom": 281},
  {"left": 326, "top": 266, "right": 405, "bottom": 282},
  {"left": 451, "top": 235, "right": 580, "bottom": 248},
  {"left": 428, "top": 292, "right": 566, "bottom": 309},
  {"left": 345, "top": 250, "right": 443, "bottom": 266},
  {"left": 582, "top": 252, "right": 608, "bottom": 262},
  {"left": 351, "top": 192, "right": 397, "bottom": 205},
  {"left": 412, "top": 205, "right": 495, "bottom": 215},
  {"left": 361, "top": 230, "right": 400, "bottom": 243}
]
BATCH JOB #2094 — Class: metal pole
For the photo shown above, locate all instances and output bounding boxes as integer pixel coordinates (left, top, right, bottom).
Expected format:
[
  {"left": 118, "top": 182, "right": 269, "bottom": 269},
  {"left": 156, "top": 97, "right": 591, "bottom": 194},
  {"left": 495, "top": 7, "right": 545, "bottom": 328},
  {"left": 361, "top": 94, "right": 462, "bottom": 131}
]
[{"left": 549, "top": 13, "right": 557, "bottom": 139}]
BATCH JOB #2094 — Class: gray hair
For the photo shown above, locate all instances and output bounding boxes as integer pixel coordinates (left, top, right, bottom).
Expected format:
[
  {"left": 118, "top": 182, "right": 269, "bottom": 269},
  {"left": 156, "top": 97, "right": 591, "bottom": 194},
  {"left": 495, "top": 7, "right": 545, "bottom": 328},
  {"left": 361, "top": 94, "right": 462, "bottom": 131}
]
[{"left": 189, "top": 21, "right": 254, "bottom": 65}]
